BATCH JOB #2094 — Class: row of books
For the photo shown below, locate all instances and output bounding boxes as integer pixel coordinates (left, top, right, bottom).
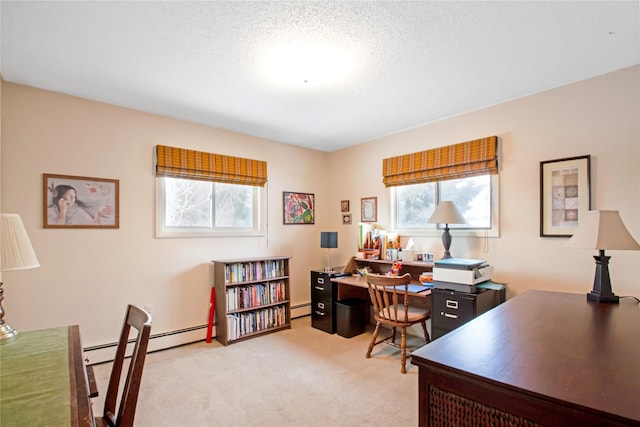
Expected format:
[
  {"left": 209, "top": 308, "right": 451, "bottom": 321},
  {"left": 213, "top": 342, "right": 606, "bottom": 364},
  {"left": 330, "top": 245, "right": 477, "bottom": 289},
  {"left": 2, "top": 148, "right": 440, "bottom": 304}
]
[
  {"left": 433, "top": 258, "right": 494, "bottom": 293},
  {"left": 226, "top": 306, "right": 287, "bottom": 340},
  {"left": 224, "top": 260, "right": 286, "bottom": 283},
  {"left": 225, "top": 281, "right": 286, "bottom": 311}
]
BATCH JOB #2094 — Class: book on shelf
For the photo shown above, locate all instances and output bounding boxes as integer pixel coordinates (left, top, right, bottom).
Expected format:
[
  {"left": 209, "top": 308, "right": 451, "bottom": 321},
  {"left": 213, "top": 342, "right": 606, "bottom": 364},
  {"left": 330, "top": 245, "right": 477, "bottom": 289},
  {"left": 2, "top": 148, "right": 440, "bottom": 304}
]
[
  {"left": 225, "top": 281, "right": 287, "bottom": 311},
  {"left": 226, "top": 306, "right": 287, "bottom": 341},
  {"left": 224, "top": 259, "right": 286, "bottom": 283}
]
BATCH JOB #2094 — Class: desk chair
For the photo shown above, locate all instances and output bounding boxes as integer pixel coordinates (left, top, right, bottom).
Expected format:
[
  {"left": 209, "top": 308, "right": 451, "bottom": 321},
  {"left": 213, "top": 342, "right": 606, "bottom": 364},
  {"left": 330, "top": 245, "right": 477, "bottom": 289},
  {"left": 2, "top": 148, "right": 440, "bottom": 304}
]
[
  {"left": 90, "top": 305, "right": 152, "bottom": 427},
  {"left": 365, "top": 273, "right": 431, "bottom": 373}
]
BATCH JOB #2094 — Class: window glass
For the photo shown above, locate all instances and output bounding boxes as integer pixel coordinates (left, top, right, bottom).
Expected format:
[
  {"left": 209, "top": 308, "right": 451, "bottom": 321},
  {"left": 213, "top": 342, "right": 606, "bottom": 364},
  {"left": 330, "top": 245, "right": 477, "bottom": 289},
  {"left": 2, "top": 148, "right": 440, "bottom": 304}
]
[
  {"left": 165, "top": 178, "right": 212, "bottom": 228},
  {"left": 157, "top": 177, "right": 262, "bottom": 237},
  {"left": 439, "top": 175, "right": 491, "bottom": 228},
  {"left": 394, "top": 174, "right": 497, "bottom": 235},
  {"left": 214, "top": 183, "right": 253, "bottom": 227},
  {"left": 396, "top": 182, "right": 436, "bottom": 228}
]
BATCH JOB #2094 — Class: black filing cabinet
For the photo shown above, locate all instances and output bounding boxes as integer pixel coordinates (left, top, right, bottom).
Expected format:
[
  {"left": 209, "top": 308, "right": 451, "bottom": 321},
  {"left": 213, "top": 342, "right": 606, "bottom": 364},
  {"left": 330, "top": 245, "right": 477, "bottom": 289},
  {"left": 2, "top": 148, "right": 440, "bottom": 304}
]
[
  {"left": 311, "top": 270, "right": 347, "bottom": 334},
  {"left": 432, "top": 287, "right": 506, "bottom": 339}
]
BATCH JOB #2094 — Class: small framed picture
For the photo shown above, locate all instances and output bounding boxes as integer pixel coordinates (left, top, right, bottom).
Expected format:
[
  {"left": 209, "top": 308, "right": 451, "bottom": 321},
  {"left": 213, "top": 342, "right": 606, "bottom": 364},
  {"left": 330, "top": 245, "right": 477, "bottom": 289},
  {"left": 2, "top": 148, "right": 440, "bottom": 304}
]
[
  {"left": 341, "top": 200, "right": 350, "bottom": 212},
  {"left": 43, "top": 173, "right": 119, "bottom": 228},
  {"left": 342, "top": 214, "right": 352, "bottom": 225},
  {"left": 540, "top": 155, "right": 591, "bottom": 237},
  {"left": 283, "top": 191, "right": 315, "bottom": 224},
  {"left": 361, "top": 197, "right": 377, "bottom": 222}
]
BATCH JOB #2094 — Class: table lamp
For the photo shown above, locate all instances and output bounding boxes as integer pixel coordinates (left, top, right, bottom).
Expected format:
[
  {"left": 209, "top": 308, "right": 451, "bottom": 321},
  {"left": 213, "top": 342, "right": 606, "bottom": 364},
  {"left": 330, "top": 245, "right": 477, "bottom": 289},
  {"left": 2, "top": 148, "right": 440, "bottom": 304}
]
[
  {"left": 565, "top": 210, "right": 640, "bottom": 303},
  {"left": 320, "top": 231, "right": 338, "bottom": 272},
  {"left": 0, "top": 214, "right": 40, "bottom": 341},
  {"left": 427, "top": 201, "right": 466, "bottom": 259}
]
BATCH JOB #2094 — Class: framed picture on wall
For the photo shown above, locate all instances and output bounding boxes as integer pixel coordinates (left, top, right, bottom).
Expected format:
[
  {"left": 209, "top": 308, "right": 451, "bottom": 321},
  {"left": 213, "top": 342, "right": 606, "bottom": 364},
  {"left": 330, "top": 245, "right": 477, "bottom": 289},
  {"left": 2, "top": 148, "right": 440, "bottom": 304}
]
[
  {"left": 341, "top": 200, "right": 350, "bottom": 212},
  {"left": 361, "top": 196, "right": 377, "bottom": 222},
  {"left": 43, "top": 173, "right": 119, "bottom": 228},
  {"left": 342, "top": 213, "right": 352, "bottom": 225},
  {"left": 540, "top": 155, "right": 591, "bottom": 237},
  {"left": 283, "top": 191, "right": 315, "bottom": 224}
]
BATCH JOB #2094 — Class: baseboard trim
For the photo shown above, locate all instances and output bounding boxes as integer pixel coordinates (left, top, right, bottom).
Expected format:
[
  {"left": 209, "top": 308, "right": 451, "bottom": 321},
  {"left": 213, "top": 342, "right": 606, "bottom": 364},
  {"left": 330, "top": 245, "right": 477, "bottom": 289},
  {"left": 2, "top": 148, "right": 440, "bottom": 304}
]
[{"left": 86, "top": 303, "right": 312, "bottom": 365}]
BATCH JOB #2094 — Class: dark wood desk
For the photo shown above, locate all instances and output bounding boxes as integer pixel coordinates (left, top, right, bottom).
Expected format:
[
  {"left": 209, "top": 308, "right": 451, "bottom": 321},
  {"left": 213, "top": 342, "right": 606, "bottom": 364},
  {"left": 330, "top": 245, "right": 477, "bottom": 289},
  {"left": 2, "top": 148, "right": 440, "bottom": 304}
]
[
  {"left": 411, "top": 290, "right": 640, "bottom": 427},
  {"left": 0, "top": 325, "right": 94, "bottom": 426}
]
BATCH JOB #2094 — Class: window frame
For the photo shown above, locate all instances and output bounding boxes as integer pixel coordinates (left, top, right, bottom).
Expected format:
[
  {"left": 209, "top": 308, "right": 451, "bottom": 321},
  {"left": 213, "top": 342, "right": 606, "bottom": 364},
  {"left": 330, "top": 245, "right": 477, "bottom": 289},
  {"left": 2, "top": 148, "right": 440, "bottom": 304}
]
[
  {"left": 391, "top": 174, "right": 500, "bottom": 238},
  {"left": 155, "top": 177, "right": 266, "bottom": 238}
]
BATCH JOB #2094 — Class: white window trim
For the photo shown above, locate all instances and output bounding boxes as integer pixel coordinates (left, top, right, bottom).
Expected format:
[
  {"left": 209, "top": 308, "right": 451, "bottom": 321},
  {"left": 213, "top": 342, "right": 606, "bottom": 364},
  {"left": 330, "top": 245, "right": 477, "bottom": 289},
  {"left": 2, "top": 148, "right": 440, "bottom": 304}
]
[
  {"left": 155, "top": 178, "right": 267, "bottom": 238},
  {"left": 390, "top": 175, "right": 500, "bottom": 238}
]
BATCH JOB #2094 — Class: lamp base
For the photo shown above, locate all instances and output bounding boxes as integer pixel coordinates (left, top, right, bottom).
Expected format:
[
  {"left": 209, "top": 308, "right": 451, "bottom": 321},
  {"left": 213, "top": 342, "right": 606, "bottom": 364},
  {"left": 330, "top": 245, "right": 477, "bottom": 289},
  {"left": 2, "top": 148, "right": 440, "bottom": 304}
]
[
  {"left": 586, "top": 250, "right": 619, "bottom": 304},
  {"left": 0, "top": 323, "right": 18, "bottom": 341},
  {"left": 441, "top": 225, "right": 453, "bottom": 259},
  {"left": 587, "top": 291, "right": 619, "bottom": 303}
]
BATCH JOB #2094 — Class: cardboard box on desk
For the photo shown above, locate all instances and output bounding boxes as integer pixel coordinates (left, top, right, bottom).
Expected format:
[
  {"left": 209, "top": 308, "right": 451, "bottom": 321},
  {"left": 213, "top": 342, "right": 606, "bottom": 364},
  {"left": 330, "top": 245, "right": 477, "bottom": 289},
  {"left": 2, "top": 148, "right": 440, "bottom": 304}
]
[{"left": 433, "top": 265, "right": 494, "bottom": 285}]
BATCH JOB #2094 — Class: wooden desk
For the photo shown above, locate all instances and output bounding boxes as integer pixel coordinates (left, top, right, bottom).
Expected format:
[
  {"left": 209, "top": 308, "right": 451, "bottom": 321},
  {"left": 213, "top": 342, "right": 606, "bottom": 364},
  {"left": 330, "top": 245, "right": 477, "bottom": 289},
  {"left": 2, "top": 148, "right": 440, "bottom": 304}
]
[
  {"left": 331, "top": 274, "right": 431, "bottom": 298},
  {"left": 0, "top": 325, "right": 94, "bottom": 427},
  {"left": 331, "top": 274, "right": 432, "bottom": 318},
  {"left": 411, "top": 290, "right": 640, "bottom": 427}
]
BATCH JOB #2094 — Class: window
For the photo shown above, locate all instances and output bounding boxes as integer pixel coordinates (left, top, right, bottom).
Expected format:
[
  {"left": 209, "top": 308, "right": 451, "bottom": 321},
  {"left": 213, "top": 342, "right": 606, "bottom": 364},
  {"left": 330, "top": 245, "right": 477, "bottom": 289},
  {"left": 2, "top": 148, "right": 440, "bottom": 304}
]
[
  {"left": 393, "top": 174, "right": 499, "bottom": 237},
  {"left": 156, "top": 177, "right": 264, "bottom": 238}
]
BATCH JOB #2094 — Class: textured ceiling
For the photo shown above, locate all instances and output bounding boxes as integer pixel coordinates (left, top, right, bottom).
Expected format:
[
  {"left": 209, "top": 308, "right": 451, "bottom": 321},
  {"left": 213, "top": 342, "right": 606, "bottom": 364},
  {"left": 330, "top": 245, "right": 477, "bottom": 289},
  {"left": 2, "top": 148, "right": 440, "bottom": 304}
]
[{"left": 1, "top": 1, "right": 639, "bottom": 152}]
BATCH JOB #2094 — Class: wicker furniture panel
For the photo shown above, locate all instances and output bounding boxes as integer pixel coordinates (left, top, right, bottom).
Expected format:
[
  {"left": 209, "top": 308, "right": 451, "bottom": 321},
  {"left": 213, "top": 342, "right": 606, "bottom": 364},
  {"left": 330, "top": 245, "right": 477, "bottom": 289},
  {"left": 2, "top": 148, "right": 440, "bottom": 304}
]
[{"left": 429, "top": 386, "right": 543, "bottom": 427}]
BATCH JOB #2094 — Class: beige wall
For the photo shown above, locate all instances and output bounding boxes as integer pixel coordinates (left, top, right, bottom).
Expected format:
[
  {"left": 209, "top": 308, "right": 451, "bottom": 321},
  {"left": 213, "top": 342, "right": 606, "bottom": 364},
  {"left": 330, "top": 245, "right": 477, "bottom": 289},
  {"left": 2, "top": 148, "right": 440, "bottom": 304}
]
[
  {"left": 1, "top": 65, "right": 639, "bottom": 355},
  {"left": 1, "top": 82, "right": 332, "bottom": 354},
  {"left": 327, "top": 65, "right": 640, "bottom": 298}
]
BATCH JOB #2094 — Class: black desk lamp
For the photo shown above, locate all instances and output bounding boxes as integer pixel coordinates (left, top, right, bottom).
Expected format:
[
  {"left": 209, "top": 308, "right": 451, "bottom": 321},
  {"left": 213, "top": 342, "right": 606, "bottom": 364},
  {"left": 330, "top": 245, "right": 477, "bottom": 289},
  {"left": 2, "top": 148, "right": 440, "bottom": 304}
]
[
  {"left": 320, "top": 232, "right": 338, "bottom": 272},
  {"left": 565, "top": 210, "right": 640, "bottom": 303}
]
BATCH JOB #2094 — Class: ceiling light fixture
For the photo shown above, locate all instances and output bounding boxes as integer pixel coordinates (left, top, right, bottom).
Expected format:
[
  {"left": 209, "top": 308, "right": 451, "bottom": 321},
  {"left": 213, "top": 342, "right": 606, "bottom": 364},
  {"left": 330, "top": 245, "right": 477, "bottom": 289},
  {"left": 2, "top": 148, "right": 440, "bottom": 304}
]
[{"left": 263, "top": 41, "right": 353, "bottom": 87}]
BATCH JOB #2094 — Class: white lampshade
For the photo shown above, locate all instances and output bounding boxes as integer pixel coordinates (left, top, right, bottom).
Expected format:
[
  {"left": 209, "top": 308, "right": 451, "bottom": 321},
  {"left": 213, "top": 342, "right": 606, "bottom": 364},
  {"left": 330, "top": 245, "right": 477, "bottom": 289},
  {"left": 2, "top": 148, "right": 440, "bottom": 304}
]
[
  {"left": 427, "top": 201, "right": 466, "bottom": 225},
  {"left": 1, "top": 214, "right": 40, "bottom": 271},
  {"left": 565, "top": 210, "right": 640, "bottom": 251}
]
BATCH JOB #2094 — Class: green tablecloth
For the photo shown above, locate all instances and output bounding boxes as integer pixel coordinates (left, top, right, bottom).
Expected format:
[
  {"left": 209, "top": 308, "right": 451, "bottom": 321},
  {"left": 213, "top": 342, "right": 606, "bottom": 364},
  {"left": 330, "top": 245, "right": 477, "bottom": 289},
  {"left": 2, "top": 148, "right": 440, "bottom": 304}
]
[{"left": 0, "top": 327, "right": 72, "bottom": 426}]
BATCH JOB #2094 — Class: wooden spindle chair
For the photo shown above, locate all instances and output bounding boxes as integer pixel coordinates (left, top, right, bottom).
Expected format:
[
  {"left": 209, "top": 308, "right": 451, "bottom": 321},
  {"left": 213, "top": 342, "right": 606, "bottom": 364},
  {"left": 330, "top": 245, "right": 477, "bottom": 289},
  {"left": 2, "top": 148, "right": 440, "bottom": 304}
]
[{"left": 365, "top": 273, "right": 431, "bottom": 373}]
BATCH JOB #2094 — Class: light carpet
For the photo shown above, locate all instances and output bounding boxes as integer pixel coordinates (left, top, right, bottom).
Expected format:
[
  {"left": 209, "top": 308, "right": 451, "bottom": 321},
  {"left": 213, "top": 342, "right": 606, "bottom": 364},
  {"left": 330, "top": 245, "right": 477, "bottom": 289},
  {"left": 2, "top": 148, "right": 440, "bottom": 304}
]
[{"left": 90, "top": 316, "right": 429, "bottom": 426}]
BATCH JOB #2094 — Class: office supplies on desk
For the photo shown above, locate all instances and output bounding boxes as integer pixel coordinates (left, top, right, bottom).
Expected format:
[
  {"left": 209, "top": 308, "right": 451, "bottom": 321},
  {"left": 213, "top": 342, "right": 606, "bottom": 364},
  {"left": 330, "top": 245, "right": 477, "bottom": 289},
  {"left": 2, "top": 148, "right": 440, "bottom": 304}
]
[{"left": 385, "top": 283, "right": 432, "bottom": 293}]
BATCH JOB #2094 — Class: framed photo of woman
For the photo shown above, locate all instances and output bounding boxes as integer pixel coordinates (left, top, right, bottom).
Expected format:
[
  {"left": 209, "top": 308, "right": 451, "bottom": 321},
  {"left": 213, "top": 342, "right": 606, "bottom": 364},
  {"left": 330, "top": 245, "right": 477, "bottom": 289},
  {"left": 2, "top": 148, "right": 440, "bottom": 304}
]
[{"left": 43, "top": 173, "right": 119, "bottom": 228}]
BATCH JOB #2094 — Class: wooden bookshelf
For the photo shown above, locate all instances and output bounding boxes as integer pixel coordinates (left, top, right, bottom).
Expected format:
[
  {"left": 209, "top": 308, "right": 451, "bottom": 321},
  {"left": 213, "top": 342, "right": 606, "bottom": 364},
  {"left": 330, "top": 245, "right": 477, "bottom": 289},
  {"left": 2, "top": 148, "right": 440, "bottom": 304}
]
[{"left": 212, "top": 256, "right": 291, "bottom": 346}]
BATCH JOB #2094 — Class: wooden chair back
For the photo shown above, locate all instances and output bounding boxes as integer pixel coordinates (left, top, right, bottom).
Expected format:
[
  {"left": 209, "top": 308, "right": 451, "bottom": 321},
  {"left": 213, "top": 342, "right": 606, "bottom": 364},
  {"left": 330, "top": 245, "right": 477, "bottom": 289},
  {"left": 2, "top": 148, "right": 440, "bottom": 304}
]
[
  {"left": 97, "top": 305, "right": 152, "bottom": 427},
  {"left": 366, "top": 273, "right": 413, "bottom": 326},
  {"left": 365, "top": 272, "right": 430, "bottom": 373}
]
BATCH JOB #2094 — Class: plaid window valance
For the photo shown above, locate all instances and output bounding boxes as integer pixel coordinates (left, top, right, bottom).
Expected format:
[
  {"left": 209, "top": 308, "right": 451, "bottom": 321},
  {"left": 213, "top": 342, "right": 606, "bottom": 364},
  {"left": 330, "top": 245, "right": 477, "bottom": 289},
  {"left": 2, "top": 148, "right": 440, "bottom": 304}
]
[
  {"left": 382, "top": 136, "right": 498, "bottom": 187},
  {"left": 155, "top": 145, "right": 267, "bottom": 187}
]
